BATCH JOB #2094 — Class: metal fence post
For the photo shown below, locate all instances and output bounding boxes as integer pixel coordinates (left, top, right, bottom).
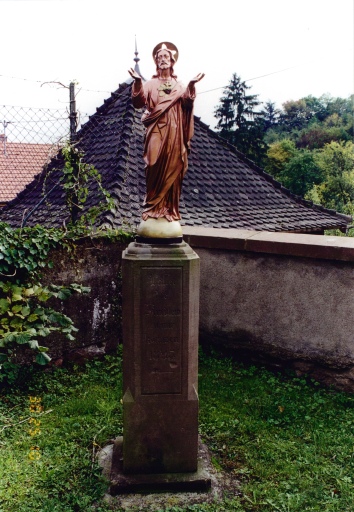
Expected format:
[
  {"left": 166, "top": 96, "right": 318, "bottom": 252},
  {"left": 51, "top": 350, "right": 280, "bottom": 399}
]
[
  {"left": 69, "top": 82, "right": 79, "bottom": 223},
  {"left": 69, "top": 82, "right": 77, "bottom": 143}
]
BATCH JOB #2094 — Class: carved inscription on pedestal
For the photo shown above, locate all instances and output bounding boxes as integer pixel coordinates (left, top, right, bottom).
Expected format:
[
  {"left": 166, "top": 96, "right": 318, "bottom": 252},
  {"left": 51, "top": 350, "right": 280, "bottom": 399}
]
[{"left": 141, "top": 267, "right": 182, "bottom": 395}]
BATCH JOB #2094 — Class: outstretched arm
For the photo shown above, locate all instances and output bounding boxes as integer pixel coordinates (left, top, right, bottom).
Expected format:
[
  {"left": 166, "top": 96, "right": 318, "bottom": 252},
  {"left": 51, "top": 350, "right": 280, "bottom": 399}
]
[
  {"left": 186, "top": 73, "right": 205, "bottom": 97},
  {"left": 128, "top": 68, "right": 146, "bottom": 108},
  {"left": 128, "top": 68, "right": 143, "bottom": 92},
  {"left": 128, "top": 68, "right": 142, "bottom": 83}
]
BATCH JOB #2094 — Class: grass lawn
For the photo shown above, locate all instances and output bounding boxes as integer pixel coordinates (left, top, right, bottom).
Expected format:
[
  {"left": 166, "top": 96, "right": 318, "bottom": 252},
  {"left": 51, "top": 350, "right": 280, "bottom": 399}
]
[{"left": 1, "top": 349, "right": 354, "bottom": 511}]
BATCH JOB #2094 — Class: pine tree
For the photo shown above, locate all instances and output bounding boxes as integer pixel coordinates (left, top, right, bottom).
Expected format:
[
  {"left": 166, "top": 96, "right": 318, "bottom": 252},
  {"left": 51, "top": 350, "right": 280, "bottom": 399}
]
[{"left": 214, "top": 73, "right": 263, "bottom": 162}]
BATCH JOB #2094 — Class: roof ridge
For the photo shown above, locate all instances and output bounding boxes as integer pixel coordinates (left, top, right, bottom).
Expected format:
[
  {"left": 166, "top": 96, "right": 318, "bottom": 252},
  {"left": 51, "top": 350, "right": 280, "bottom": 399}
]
[
  {"left": 77, "top": 82, "right": 131, "bottom": 136},
  {"left": 194, "top": 117, "right": 352, "bottom": 224},
  {"left": 80, "top": 83, "right": 138, "bottom": 226}
]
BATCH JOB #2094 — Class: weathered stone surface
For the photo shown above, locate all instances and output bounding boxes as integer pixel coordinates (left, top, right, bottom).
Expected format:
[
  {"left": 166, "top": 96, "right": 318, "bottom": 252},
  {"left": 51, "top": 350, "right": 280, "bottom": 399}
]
[
  {"left": 98, "top": 438, "right": 241, "bottom": 510},
  {"left": 42, "top": 238, "right": 127, "bottom": 361},
  {"left": 120, "top": 241, "right": 200, "bottom": 473},
  {"left": 108, "top": 437, "right": 210, "bottom": 493},
  {"left": 183, "top": 226, "right": 354, "bottom": 261},
  {"left": 196, "top": 249, "right": 354, "bottom": 369}
]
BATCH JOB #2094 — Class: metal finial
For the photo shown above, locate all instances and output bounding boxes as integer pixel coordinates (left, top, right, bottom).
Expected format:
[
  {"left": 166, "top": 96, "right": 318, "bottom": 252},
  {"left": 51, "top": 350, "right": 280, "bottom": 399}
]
[
  {"left": 133, "top": 37, "right": 144, "bottom": 79},
  {"left": 134, "top": 36, "right": 140, "bottom": 69}
]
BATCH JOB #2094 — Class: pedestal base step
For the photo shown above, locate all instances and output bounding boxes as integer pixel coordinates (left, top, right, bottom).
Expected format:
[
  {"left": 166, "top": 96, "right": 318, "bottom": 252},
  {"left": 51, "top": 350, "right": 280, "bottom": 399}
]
[{"left": 100, "top": 437, "right": 212, "bottom": 495}]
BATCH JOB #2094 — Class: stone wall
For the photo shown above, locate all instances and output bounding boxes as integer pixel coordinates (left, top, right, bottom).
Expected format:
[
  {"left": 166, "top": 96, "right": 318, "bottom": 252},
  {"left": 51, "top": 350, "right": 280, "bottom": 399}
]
[
  {"left": 183, "top": 227, "right": 354, "bottom": 391},
  {"left": 42, "top": 238, "right": 127, "bottom": 364},
  {"left": 37, "top": 229, "right": 354, "bottom": 391}
]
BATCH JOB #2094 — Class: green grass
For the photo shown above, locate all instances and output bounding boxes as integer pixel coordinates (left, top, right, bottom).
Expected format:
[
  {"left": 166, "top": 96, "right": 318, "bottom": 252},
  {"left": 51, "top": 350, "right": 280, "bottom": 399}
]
[
  {"left": 0, "top": 356, "right": 123, "bottom": 512},
  {"left": 1, "top": 349, "right": 354, "bottom": 511},
  {"left": 199, "top": 350, "right": 354, "bottom": 511}
]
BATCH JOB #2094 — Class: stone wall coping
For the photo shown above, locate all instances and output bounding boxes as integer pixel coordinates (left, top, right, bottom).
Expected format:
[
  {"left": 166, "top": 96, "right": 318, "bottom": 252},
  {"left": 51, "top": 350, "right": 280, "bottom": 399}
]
[{"left": 182, "top": 227, "right": 354, "bottom": 262}]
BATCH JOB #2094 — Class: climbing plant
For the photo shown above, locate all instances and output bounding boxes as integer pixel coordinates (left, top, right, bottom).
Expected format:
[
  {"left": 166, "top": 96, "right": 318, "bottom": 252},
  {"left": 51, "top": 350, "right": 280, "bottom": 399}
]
[
  {"left": 0, "top": 142, "right": 133, "bottom": 383},
  {"left": 57, "top": 142, "right": 114, "bottom": 225},
  {"left": 0, "top": 222, "right": 90, "bottom": 381}
]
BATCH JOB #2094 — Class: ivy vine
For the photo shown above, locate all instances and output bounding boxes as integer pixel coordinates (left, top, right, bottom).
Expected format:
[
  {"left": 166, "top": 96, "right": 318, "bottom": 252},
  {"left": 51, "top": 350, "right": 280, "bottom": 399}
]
[
  {"left": 0, "top": 223, "right": 90, "bottom": 380},
  {"left": 0, "top": 142, "right": 133, "bottom": 383},
  {"left": 55, "top": 142, "right": 114, "bottom": 226}
]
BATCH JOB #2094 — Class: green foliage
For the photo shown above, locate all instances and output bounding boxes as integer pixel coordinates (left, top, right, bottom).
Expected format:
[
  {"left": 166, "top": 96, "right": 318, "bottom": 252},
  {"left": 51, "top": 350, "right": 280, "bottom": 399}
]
[
  {"left": 279, "top": 95, "right": 353, "bottom": 134},
  {"left": 0, "top": 219, "right": 134, "bottom": 383},
  {"left": 199, "top": 350, "right": 354, "bottom": 511},
  {"left": 0, "top": 137, "right": 134, "bottom": 382},
  {"left": 61, "top": 142, "right": 114, "bottom": 225},
  {"left": 280, "top": 98, "right": 313, "bottom": 130},
  {"left": 0, "top": 222, "right": 91, "bottom": 382},
  {"left": 0, "top": 354, "right": 123, "bottom": 512},
  {"left": 297, "top": 124, "right": 351, "bottom": 150},
  {"left": 265, "top": 138, "right": 297, "bottom": 178},
  {"left": 267, "top": 95, "right": 354, "bottom": 206},
  {"left": 214, "top": 82, "right": 353, "bottom": 211},
  {"left": 278, "top": 149, "right": 324, "bottom": 197},
  {"left": 306, "top": 141, "right": 354, "bottom": 214},
  {"left": 0, "top": 281, "right": 88, "bottom": 368},
  {"left": 257, "top": 100, "right": 281, "bottom": 132},
  {"left": 44, "top": 142, "right": 114, "bottom": 226},
  {"left": 0, "top": 223, "right": 63, "bottom": 280}
]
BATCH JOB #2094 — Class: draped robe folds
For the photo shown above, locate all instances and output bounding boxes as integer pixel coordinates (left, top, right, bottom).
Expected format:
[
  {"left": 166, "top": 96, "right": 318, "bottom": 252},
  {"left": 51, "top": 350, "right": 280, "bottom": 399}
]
[{"left": 132, "top": 78, "right": 195, "bottom": 221}]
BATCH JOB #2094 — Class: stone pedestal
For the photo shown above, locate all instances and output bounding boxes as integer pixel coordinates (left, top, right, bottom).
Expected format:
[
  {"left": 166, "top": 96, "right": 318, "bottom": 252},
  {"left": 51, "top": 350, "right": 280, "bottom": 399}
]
[{"left": 115, "top": 241, "right": 200, "bottom": 475}]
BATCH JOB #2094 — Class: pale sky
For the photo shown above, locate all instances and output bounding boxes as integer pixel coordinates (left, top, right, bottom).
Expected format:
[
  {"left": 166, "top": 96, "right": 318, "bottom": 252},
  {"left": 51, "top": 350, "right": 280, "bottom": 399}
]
[{"left": 1, "top": 0, "right": 353, "bottom": 129}]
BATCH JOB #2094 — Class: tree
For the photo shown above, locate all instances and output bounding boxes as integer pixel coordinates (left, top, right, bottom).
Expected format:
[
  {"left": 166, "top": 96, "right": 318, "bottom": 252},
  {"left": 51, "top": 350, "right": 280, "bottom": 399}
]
[
  {"left": 296, "top": 125, "right": 350, "bottom": 150},
  {"left": 258, "top": 101, "right": 281, "bottom": 132},
  {"left": 280, "top": 99, "right": 309, "bottom": 131},
  {"left": 279, "top": 150, "right": 323, "bottom": 197},
  {"left": 214, "top": 73, "right": 263, "bottom": 160},
  {"left": 306, "top": 141, "right": 354, "bottom": 213},
  {"left": 265, "top": 139, "right": 297, "bottom": 178},
  {"left": 265, "top": 140, "right": 323, "bottom": 197}
]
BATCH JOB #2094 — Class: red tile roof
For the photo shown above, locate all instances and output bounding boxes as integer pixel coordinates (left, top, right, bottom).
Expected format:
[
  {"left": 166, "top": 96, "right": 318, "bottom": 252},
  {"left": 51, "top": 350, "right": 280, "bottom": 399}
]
[{"left": 0, "top": 138, "right": 54, "bottom": 204}]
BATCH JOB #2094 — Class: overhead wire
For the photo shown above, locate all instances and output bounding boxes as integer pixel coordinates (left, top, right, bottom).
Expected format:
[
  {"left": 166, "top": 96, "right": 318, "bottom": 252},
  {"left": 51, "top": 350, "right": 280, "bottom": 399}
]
[
  {"left": 0, "top": 63, "right": 303, "bottom": 98},
  {"left": 198, "top": 64, "right": 302, "bottom": 95}
]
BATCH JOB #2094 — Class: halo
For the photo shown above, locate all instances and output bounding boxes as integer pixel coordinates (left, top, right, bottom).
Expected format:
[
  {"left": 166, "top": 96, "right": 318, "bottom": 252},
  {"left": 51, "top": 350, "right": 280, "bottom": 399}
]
[{"left": 152, "top": 42, "right": 179, "bottom": 63}]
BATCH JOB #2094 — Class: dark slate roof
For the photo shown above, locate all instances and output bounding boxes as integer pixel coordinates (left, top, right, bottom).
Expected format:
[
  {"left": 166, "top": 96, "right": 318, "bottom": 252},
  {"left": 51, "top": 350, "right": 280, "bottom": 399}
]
[{"left": 0, "top": 82, "right": 350, "bottom": 233}]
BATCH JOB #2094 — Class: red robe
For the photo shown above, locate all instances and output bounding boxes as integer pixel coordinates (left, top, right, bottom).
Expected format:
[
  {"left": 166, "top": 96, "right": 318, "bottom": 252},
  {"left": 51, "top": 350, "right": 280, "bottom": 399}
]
[{"left": 132, "top": 78, "right": 195, "bottom": 221}]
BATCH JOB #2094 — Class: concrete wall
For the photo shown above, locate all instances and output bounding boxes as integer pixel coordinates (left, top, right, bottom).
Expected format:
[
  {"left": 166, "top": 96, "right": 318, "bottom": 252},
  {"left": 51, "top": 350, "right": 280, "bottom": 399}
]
[
  {"left": 41, "top": 238, "right": 126, "bottom": 364},
  {"left": 34, "top": 229, "right": 354, "bottom": 391},
  {"left": 183, "top": 227, "right": 354, "bottom": 391}
]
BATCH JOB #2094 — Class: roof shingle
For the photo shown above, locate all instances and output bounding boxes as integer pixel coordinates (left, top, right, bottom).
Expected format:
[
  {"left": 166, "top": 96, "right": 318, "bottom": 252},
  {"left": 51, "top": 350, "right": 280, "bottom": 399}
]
[
  {"left": 0, "top": 140, "right": 54, "bottom": 204},
  {"left": 0, "top": 83, "right": 350, "bottom": 233}
]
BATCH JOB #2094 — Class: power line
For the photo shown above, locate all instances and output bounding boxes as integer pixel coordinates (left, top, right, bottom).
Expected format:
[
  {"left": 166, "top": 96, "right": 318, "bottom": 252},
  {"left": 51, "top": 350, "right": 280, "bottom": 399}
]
[
  {"left": 1, "top": 63, "right": 302, "bottom": 98},
  {"left": 0, "top": 73, "right": 43, "bottom": 84},
  {"left": 199, "top": 64, "right": 301, "bottom": 95},
  {"left": 246, "top": 64, "right": 301, "bottom": 82},
  {"left": 0, "top": 73, "right": 113, "bottom": 94},
  {"left": 3, "top": 60, "right": 326, "bottom": 112}
]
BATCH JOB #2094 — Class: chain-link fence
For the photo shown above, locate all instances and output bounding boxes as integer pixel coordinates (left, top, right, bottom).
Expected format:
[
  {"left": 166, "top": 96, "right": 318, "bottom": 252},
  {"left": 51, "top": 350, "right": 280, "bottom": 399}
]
[
  {"left": 0, "top": 104, "right": 69, "bottom": 205},
  {"left": 0, "top": 100, "right": 77, "bottom": 205},
  {"left": 0, "top": 105, "right": 70, "bottom": 146},
  {"left": 0, "top": 82, "right": 130, "bottom": 207}
]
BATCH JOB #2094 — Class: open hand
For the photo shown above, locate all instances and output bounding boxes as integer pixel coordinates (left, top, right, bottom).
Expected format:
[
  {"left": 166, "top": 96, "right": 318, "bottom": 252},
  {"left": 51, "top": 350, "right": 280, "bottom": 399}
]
[
  {"left": 128, "top": 68, "right": 142, "bottom": 82},
  {"left": 189, "top": 73, "right": 205, "bottom": 85}
]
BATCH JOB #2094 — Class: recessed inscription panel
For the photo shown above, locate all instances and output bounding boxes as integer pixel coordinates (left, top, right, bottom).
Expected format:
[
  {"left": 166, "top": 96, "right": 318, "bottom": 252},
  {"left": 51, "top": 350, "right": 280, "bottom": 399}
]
[{"left": 141, "top": 267, "right": 182, "bottom": 394}]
